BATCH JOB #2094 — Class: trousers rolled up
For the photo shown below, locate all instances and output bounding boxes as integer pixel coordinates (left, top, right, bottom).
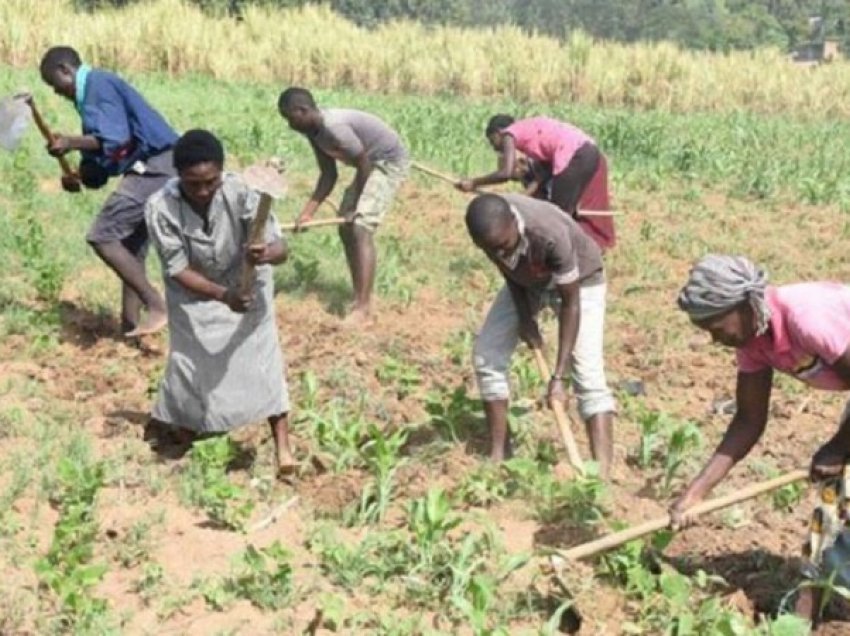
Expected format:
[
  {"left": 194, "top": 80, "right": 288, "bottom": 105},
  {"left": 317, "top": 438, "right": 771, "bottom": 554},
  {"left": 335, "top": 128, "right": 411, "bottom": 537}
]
[{"left": 472, "top": 282, "right": 616, "bottom": 421}]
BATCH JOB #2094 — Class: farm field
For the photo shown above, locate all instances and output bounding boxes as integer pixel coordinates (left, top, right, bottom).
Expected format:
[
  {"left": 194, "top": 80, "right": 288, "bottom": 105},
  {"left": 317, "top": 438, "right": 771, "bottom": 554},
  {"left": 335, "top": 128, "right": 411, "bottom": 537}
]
[{"left": 2, "top": 33, "right": 850, "bottom": 636}]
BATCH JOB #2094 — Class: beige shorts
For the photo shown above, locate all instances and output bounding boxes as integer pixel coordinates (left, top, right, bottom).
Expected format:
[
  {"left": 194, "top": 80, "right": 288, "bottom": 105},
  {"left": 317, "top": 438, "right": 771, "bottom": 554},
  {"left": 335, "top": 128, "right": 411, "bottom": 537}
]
[{"left": 341, "top": 159, "right": 409, "bottom": 232}]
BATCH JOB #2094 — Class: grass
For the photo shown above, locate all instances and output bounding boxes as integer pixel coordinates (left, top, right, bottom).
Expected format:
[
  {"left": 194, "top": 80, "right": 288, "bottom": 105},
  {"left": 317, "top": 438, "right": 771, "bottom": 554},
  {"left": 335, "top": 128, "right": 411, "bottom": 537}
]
[{"left": 0, "top": 53, "right": 847, "bottom": 634}]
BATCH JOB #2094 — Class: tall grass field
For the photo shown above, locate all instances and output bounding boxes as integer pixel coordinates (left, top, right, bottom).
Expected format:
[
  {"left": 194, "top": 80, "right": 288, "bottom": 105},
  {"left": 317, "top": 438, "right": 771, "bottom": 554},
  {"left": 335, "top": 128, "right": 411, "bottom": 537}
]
[{"left": 3, "top": 0, "right": 850, "bottom": 117}]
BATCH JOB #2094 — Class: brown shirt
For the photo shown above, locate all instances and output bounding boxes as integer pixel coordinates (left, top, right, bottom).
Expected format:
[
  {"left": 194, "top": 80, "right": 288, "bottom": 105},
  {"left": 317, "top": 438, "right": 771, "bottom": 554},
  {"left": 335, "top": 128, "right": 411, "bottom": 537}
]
[{"left": 494, "top": 193, "right": 604, "bottom": 290}]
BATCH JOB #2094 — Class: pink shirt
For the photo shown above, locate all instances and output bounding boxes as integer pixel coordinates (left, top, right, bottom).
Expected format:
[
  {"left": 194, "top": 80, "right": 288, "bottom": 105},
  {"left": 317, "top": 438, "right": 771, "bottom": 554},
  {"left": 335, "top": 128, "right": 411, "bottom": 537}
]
[
  {"left": 737, "top": 283, "right": 850, "bottom": 390},
  {"left": 504, "top": 117, "right": 594, "bottom": 176}
]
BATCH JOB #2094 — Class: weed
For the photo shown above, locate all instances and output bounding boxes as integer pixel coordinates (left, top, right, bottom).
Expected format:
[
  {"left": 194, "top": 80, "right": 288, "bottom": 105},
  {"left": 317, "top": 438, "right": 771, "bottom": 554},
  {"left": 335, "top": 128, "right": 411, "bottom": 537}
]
[
  {"left": 35, "top": 456, "right": 110, "bottom": 629},
  {"left": 376, "top": 355, "right": 422, "bottom": 399},
  {"left": 182, "top": 436, "right": 254, "bottom": 532},
  {"left": 426, "top": 384, "right": 482, "bottom": 443}
]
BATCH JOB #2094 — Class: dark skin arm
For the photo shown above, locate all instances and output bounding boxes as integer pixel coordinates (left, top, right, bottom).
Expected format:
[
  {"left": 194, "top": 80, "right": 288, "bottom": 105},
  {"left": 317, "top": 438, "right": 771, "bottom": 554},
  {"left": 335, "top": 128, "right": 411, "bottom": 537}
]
[
  {"left": 246, "top": 237, "right": 287, "bottom": 266},
  {"left": 549, "top": 281, "right": 581, "bottom": 403},
  {"left": 457, "top": 135, "right": 517, "bottom": 191},
  {"left": 174, "top": 238, "right": 287, "bottom": 313},
  {"left": 339, "top": 151, "right": 373, "bottom": 220},
  {"left": 47, "top": 134, "right": 102, "bottom": 156},
  {"left": 670, "top": 367, "right": 773, "bottom": 527},
  {"left": 809, "top": 345, "right": 850, "bottom": 479},
  {"left": 506, "top": 278, "right": 542, "bottom": 349},
  {"left": 296, "top": 142, "right": 338, "bottom": 225}
]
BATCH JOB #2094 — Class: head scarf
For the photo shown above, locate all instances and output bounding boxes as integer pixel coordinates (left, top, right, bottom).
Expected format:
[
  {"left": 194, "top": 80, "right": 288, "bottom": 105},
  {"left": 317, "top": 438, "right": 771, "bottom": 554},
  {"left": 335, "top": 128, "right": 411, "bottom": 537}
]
[{"left": 677, "top": 254, "right": 771, "bottom": 334}]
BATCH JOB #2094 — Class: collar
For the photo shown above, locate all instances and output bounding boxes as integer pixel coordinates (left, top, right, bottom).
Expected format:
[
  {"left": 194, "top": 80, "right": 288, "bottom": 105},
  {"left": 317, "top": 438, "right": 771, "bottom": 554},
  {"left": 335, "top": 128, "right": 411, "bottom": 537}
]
[
  {"left": 498, "top": 205, "right": 529, "bottom": 270},
  {"left": 74, "top": 64, "right": 91, "bottom": 115},
  {"left": 762, "top": 286, "right": 789, "bottom": 353}
]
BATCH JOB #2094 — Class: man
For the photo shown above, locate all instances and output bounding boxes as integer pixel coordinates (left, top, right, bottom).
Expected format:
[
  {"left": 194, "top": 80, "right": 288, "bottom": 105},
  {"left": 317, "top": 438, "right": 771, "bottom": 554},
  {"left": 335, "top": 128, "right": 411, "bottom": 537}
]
[
  {"left": 40, "top": 45, "right": 177, "bottom": 337},
  {"left": 673, "top": 254, "right": 850, "bottom": 624},
  {"left": 277, "top": 87, "right": 409, "bottom": 324},
  {"left": 457, "top": 114, "right": 616, "bottom": 251},
  {"left": 465, "top": 193, "right": 616, "bottom": 477}
]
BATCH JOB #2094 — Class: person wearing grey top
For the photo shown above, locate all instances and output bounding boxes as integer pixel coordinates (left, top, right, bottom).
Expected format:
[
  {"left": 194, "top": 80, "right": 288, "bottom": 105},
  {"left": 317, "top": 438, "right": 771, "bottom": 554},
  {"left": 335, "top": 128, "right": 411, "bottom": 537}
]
[
  {"left": 465, "top": 193, "right": 615, "bottom": 477},
  {"left": 278, "top": 87, "right": 410, "bottom": 324},
  {"left": 145, "top": 130, "right": 295, "bottom": 474}
]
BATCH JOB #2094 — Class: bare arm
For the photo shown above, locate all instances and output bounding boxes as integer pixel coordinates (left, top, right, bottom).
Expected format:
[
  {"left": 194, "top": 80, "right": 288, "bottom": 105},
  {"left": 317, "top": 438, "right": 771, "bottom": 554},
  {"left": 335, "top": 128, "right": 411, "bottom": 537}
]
[
  {"left": 506, "top": 278, "right": 542, "bottom": 348},
  {"left": 340, "top": 151, "right": 373, "bottom": 218},
  {"left": 672, "top": 367, "right": 774, "bottom": 514},
  {"left": 172, "top": 268, "right": 253, "bottom": 313},
  {"left": 48, "top": 134, "right": 101, "bottom": 156},
  {"left": 460, "top": 135, "right": 518, "bottom": 190},
  {"left": 809, "top": 346, "right": 850, "bottom": 479},
  {"left": 173, "top": 268, "right": 227, "bottom": 303},
  {"left": 552, "top": 281, "right": 580, "bottom": 379},
  {"left": 297, "top": 142, "right": 338, "bottom": 222},
  {"left": 247, "top": 237, "right": 288, "bottom": 266}
]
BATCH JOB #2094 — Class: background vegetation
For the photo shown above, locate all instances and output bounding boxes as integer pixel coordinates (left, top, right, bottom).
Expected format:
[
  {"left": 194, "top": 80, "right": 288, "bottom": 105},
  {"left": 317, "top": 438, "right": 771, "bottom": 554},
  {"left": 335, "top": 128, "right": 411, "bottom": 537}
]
[{"left": 4, "top": 0, "right": 850, "bottom": 117}]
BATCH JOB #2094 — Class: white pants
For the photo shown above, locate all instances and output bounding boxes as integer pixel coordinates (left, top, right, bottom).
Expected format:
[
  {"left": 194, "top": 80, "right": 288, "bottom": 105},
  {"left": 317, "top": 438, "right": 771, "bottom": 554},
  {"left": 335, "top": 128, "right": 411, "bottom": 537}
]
[{"left": 472, "top": 283, "right": 616, "bottom": 421}]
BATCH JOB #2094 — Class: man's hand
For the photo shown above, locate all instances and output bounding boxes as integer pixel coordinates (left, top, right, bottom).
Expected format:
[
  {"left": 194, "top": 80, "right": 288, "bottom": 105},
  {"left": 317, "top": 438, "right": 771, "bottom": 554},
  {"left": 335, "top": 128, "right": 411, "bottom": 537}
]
[
  {"left": 222, "top": 288, "right": 254, "bottom": 313},
  {"left": 547, "top": 377, "right": 567, "bottom": 406},
  {"left": 61, "top": 173, "right": 82, "bottom": 193},
  {"left": 455, "top": 179, "right": 476, "bottom": 193},
  {"left": 246, "top": 243, "right": 271, "bottom": 266},
  {"left": 810, "top": 438, "right": 847, "bottom": 482},
  {"left": 47, "top": 135, "right": 72, "bottom": 157},
  {"left": 518, "top": 319, "right": 543, "bottom": 349},
  {"left": 293, "top": 211, "right": 314, "bottom": 233},
  {"left": 669, "top": 491, "right": 702, "bottom": 531}
]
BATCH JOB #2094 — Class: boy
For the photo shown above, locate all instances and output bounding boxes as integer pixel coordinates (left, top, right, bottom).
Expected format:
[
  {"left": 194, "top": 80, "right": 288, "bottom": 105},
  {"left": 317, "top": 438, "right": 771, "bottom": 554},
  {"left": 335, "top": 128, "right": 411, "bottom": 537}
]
[
  {"left": 278, "top": 87, "right": 409, "bottom": 324},
  {"left": 40, "top": 46, "right": 177, "bottom": 336},
  {"left": 465, "top": 192, "right": 616, "bottom": 477}
]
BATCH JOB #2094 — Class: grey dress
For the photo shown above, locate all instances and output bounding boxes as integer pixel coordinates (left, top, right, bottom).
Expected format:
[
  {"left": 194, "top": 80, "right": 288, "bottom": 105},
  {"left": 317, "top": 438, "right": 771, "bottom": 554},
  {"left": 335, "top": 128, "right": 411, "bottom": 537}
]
[{"left": 145, "top": 173, "right": 289, "bottom": 432}]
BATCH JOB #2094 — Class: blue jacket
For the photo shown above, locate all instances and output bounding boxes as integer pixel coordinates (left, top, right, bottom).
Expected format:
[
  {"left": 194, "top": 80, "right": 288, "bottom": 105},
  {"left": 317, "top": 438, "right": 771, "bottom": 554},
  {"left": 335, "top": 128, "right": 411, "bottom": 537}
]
[{"left": 78, "top": 69, "right": 177, "bottom": 176}]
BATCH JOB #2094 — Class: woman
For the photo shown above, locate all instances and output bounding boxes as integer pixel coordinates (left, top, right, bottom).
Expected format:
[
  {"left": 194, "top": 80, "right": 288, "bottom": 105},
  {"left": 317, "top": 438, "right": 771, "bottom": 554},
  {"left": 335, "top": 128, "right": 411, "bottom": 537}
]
[
  {"left": 456, "top": 114, "right": 616, "bottom": 251},
  {"left": 144, "top": 129, "right": 295, "bottom": 473},
  {"left": 674, "top": 254, "right": 850, "bottom": 623}
]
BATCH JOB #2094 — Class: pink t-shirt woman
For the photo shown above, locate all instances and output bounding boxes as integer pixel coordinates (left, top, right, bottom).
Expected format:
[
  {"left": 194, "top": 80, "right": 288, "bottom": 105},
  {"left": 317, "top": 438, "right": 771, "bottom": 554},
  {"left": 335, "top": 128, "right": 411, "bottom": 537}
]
[{"left": 457, "top": 114, "right": 616, "bottom": 250}]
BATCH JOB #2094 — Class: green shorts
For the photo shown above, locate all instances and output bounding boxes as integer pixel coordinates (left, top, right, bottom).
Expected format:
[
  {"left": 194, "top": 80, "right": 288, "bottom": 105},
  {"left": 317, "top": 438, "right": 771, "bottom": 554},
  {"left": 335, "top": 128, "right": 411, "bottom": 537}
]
[{"left": 341, "top": 159, "right": 409, "bottom": 232}]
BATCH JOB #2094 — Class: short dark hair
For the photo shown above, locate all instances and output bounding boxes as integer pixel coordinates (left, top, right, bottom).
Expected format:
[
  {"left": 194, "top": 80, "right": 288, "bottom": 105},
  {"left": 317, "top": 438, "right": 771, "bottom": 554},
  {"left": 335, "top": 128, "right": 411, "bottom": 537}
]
[
  {"left": 278, "top": 87, "right": 316, "bottom": 112},
  {"left": 173, "top": 129, "right": 225, "bottom": 172},
  {"left": 465, "top": 194, "right": 514, "bottom": 242},
  {"left": 40, "top": 46, "right": 82, "bottom": 77},
  {"left": 485, "top": 114, "right": 515, "bottom": 137}
]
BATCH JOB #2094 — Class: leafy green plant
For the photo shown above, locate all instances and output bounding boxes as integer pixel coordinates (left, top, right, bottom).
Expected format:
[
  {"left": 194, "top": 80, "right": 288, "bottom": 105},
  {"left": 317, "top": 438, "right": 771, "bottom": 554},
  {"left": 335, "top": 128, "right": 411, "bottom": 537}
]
[
  {"left": 426, "top": 384, "right": 482, "bottom": 443},
  {"left": 35, "top": 456, "right": 110, "bottom": 628},
  {"left": 661, "top": 422, "right": 703, "bottom": 495},
  {"left": 376, "top": 355, "right": 421, "bottom": 399},
  {"left": 182, "top": 436, "right": 254, "bottom": 532},
  {"left": 196, "top": 542, "right": 294, "bottom": 611}
]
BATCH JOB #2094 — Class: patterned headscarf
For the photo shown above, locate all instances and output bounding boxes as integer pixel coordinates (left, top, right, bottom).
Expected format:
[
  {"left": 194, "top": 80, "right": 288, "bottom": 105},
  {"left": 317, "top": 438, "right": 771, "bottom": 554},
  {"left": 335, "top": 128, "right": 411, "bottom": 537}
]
[{"left": 677, "top": 254, "right": 771, "bottom": 334}]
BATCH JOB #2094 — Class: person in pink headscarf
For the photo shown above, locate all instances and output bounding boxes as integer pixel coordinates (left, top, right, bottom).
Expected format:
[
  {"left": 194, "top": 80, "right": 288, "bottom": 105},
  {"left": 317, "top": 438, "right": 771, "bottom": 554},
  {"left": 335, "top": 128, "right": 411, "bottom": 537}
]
[{"left": 457, "top": 115, "right": 616, "bottom": 251}]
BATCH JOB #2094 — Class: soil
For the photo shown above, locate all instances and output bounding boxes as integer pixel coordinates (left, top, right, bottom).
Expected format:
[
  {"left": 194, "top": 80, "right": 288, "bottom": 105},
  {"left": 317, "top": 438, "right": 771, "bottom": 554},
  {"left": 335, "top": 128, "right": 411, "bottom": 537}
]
[{"left": 1, "top": 183, "right": 848, "bottom": 634}]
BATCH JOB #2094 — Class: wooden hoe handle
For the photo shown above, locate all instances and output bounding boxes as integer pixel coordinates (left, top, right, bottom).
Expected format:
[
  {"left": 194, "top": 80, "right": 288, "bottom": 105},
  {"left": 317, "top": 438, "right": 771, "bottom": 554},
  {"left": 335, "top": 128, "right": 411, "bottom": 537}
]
[
  {"left": 279, "top": 217, "right": 346, "bottom": 232},
  {"left": 25, "top": 97, "right": 77, "bottom": 179},
  {"left": 531, "top": 347, "right": 585, "bottom": 475},
  {"left": 556, "top": 469, "right": 809, "bottom": 561},
  {"left": 411, "top": 161, "right": 616, "bottom": 217},
  {"left": 240, "top": 192, "right": 273, "bottom": 295}
]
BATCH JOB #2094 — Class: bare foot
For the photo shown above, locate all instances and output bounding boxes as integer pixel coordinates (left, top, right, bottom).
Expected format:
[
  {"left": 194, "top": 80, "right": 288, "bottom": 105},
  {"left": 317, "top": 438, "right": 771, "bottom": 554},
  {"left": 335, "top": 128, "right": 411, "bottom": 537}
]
[
  {"left": 125, "top": 308, "right": 167, "bottom": 338},
  {"left": 340, "top": 306, "right": 372, "bottom": 329},
  {"left": 276, "top": 451, "right": 300, "bottom": 479}
]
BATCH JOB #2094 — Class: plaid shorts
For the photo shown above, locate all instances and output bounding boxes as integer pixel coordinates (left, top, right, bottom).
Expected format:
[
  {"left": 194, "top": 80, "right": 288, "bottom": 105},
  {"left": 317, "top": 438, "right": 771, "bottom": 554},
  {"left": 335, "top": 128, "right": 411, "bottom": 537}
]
[{"left": 340, "top": 158, "right": 409, "bottom": 233}]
